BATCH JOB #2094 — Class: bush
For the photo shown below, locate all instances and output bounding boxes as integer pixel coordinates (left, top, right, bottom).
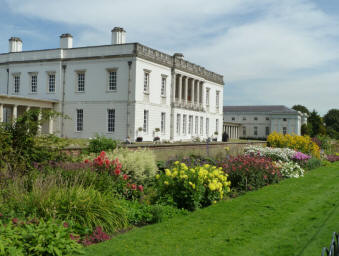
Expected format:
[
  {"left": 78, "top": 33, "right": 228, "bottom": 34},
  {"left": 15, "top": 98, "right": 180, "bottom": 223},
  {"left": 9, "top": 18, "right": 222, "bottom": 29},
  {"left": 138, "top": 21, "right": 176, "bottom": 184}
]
[
  {"left": 0, "top": 218, "right": 83, "bottom": 256},
  {"left": 274, "top": 161, "right": 305, "bottom": 178},
  {"left": 2, "top": 182, "right": 128, "bottom": 233},
  {"left": 121, "top": 201, "right": 188, "bottom": 226},
  {"left": 88, "top": 135, "right": 118, "bottom": 153},
  {"left": 267, "top": 132, "right": 320, "bottom": 158},
  {"left": 220, "top": 156, "right": 282, "bottom": 192},
  {"left": 244, "top": 145, "right": 297, "bottom": 162},
  {"left": 305, "top": 157, "right": 322, "bottom": 169},
  {"left": 326, "top": 155, "right": 339, "bottom": 162},
  {"left": 155, "top": 162, "right": 231, "bottom": 211},
  {"left": 104, "top": 148, "right": 158, "bottom": 183}
]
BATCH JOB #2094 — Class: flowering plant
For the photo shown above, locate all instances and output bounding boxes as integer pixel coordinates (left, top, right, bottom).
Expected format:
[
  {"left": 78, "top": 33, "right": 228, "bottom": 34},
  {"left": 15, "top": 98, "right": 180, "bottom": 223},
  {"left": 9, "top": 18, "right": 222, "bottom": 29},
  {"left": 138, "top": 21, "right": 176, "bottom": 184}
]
[
  {"left": 274, "top": 160, "right": 305, "bottom": 178},
  {"left": 220, "top": 155, "right": 282, "bottom": 192},
  {"left": 244, "top": 146, "right": 296, "bottom": 162},
  {"left": 156, "top": 162, "right": 231, "bottom": 211}
]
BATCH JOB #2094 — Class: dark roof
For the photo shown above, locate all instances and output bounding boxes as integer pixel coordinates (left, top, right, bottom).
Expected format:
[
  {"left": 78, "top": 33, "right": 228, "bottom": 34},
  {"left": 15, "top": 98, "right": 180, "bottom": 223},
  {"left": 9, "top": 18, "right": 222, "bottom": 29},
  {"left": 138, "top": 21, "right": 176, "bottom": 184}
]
[{"left": 223, "top": 105, "right": 298, "bottom": 114}]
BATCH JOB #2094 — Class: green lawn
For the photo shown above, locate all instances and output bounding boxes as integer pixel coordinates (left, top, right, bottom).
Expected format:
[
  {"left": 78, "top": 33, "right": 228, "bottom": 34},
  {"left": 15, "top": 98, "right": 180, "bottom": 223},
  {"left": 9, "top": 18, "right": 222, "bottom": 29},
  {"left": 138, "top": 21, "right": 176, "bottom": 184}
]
[{"left": 84, "top": 163, "right": 339, "bottom": 256}]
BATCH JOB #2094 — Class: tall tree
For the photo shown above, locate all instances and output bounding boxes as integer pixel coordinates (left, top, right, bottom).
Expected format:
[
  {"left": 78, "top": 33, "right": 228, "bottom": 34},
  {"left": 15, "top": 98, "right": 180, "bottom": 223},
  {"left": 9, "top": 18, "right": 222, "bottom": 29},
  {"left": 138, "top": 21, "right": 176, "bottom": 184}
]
[
  {"left": 308, "top": 110, "right": 326, "bottom": 137},
  {"left": 292, "top": 105, "right": 310, "bottom": 115},
  {"left": 324, "top": 109, "right": 339, "bottom": 139}
]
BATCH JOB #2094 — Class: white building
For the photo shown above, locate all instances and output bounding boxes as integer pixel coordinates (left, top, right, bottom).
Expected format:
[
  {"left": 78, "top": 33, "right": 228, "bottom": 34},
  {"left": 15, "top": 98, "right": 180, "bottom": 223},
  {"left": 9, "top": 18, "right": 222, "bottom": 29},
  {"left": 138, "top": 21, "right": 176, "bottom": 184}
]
[
  {"left": 0, "top": 28, "right": 224, "bottom": 142},
  {"left": 223, "top": 105, "right": 308, "bottom": 139}
]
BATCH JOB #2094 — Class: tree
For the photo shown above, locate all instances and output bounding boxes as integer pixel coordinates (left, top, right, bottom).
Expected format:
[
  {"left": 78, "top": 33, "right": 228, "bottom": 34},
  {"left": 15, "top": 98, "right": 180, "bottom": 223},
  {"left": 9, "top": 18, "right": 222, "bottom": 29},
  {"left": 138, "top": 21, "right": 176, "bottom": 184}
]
[
  {"left": 292, "top": 105, "right": 310, "bottom": 115},
  {"left": 324, "top": 109, "right": 339, "bottom": 139},
  {"left": 301, "top": 124, "right": 311, "bottom": 136},
  {"left": 308, "top": 110, "right": 326, "bottom": 137}
]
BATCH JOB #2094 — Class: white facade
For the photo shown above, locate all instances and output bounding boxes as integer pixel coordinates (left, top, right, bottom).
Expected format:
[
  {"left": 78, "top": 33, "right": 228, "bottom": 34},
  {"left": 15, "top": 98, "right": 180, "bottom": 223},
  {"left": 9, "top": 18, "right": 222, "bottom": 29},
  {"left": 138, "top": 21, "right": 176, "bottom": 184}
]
[
  {"left": 223, "top": 106, "right": 308, "bottom": 139},
  {"left": 0, "top": 28, "right": 224, "bottom": 142}
]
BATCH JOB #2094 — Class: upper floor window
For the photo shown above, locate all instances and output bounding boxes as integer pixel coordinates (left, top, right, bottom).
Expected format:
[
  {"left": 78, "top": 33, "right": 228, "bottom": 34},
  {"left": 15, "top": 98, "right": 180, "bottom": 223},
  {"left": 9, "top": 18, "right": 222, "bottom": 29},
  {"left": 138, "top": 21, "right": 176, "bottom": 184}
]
[
  {"left": 76, "top": 109, "right": 83, "bottom": 132},
  {"left": 107, "top": 109, "right": 115, "bottom": 133},
  {"left": 48, "top": 73, "right": 56, "bottom": 93},
  {"left": 13, "top": 74, "right": 20, "bottom": 93},
  {"left": 76, "top": 71, "right": 85, "bottom": 92},
  {"left": 283, "top": 118, "right": 287, "bottom": 122},
  {"left": 30, "top": 73, "right": 38, "bottom": 93},
  {"left": 254, "top": 117, "right": 258, "bottom": 121},
  {"left": 232, "top": 117, "right": 235, "bottom": 121},
  {"left": 206, "top": 88, "right": 210, "bottom": 106},
  {"left": 216, "top": 91, "right": 220, "bottom": 111},
  {"left": 144, "top": 70, "right": 150, "bottom": 93},
  {"left": 108, "top": 70, "right": 117, "bottom": 91},
  {"left": 243, "top": 117, "right": 247, "bottom": 121},
  {"left": 161, "top": 76, "right": 167, "bottom": 97},
  {"left": 266, "top": 117, "right": 270, "bottom": 121}
]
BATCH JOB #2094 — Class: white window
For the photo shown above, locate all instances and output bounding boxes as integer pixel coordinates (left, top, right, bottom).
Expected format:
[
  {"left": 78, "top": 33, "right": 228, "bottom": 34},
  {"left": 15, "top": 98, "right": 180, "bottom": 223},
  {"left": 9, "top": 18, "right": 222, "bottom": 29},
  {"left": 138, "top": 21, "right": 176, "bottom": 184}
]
[
  {"left": 30, "top": 74, "right": 38, "bottom": 93},
  {"left": 107, "top": 109, "right": 115, "bottom": 133},
  {"left": 254, "top": 126, "right": 258, "bottom": 136},
  {"left": 76, "top": 109, "right": 83, "bottom": 132},
  {"left": 176, "top": 114, "right": 181, "bottom": 135},
  {"left": 108, "top": 70, "right": 117, "bottom": 91},
  {"left": 206, "top": 88, "right": 210, "bottom": 106},
  {"left": 14, "top": 75, "right": 20, "bottom": 93},
  {"left": 206, "top": 118, "right": 209, "bottom": 136},
  {"left": 161, "top": 112, "right": 166, "bottom": 133},
  {"left": 195, "top": 116, "right": 199, "bottom": 134},
  {"left": 143, "top": 110, "right": 149, "bottom": 133},
  {"left": 48, "top": 73, "right": 56, "bottom": 93},
  {"left": 283, "top": 127, "right": 287, "bottom": 135},
  {"left": 77, "top": 72, "right": 85, "bottom": 92},
  {"left": 200, "top": 117, "right": 203, "bottom": 135},
  {"left": 216, "top": 91, "right": 220, "bottom": 111},
  {"left": 161, "top": 76, "right": 166, "bottom": 97},
  {"left": 216, "top": 119, "right": 219, "bottom": 133},
  {"left": 183, "top": 114, "right": 187, "bottom": 135},
  {"left": 144, "top": 71, "right": 150, "bottom": 93},
  {"left": 188, "top": 115, "right": 193, "bottom": 134}
]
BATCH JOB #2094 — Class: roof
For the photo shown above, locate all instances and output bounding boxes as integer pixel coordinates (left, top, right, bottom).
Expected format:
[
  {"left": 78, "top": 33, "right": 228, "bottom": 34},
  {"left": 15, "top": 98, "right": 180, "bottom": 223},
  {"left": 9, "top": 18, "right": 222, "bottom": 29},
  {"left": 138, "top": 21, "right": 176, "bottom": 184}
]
[{"left": 223, "top": 105, "right": 298, "bottom": 114}]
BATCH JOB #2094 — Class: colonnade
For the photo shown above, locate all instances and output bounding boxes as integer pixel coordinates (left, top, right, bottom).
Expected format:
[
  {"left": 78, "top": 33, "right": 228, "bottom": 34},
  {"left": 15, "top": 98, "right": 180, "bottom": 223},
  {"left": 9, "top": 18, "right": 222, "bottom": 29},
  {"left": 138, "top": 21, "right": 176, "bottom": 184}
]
[
  {"left": 173, "top": 74, "right": 205, "bottom": 109},
  {"left": 223, "top": 123, "right": 240, "bottom": 139}
]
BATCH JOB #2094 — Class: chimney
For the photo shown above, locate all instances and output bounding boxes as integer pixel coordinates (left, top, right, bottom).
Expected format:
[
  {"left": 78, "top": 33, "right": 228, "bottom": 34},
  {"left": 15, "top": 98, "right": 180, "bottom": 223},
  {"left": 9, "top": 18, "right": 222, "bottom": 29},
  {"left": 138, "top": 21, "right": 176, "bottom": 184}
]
[
  {"left": 60, "top": 33, "right": 73, "bottom": 48},
  {"left": 9, "top": 37, "right": 23, "bottom": 53},
  {"left": 111, "top": 27, "right": 126, "bottom": 45},
  {"left": 173, "top": 53, "right": 184, "bottom": 60}
]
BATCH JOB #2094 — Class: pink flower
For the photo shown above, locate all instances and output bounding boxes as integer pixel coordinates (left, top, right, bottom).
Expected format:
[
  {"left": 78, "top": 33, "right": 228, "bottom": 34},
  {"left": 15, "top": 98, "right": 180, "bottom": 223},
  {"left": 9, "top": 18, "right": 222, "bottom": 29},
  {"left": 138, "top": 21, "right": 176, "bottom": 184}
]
[
  {"left": 131, "top": 184, "right": 137, "bottom": 190},
  {"left": 114, "top": 169, "right": 121, "bottom": 176},
  {"left": 84, "top": 159, "right": 89, "bottom": 164},
  {"left": 63, "top": 222, "right": 69, "bottom": 228},
  {"left": 138, "top": 185, "right": 144, "bottom": 192},
  {"left": 12, "top": 218, "right": 18, "bottom": 225},
  {"left": 123, "top": 174, "right": 129, "bottom": 180}
]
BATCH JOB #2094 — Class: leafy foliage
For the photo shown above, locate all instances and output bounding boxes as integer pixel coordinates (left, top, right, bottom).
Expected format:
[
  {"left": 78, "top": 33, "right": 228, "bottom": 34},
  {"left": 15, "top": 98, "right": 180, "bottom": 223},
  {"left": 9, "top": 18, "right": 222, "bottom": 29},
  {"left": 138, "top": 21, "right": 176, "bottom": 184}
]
[
  {"left": 308, "top": 110, "right": 326, "bottom": 137},
  {"left": 88, "top": 135, "right": 118, "bottom": 153},
  {"left": 292, "top": 105, "right": 310, "bottom": 115},
  {"left": 324, "top": 109, "right": 339, "bottom": 139}
]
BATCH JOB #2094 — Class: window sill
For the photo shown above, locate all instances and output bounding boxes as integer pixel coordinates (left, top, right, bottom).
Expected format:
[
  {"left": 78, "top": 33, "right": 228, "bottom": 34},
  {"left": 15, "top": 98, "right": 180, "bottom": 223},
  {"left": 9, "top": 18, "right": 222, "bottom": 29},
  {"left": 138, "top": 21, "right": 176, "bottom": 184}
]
[
  {"left": 106, "top": 90, "right": 117, "bottom": 93},
  {"left": 28, "top": 92, "right": 38, "bottom": 95},
  {"left": 75, "top": 91, "right": 85, "bottom": 93},
  {"left": 161, "top": 95, "right": 166, "bottom": 98},
  {"left": 47, "top": 92, "right": 56, "bottom": 94},
  {"left": 144, "top": 92, "right": 150, "bottom": 95}
]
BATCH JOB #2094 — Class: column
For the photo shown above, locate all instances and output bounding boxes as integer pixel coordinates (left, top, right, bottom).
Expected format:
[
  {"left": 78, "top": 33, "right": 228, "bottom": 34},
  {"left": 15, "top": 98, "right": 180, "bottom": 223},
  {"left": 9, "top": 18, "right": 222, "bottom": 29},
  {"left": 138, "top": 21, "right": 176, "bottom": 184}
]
[
  {"left": 178, "top": 74, "right": 182, "bottom": 103},
  {"left": 201, "top": 82, "right": 205, "bottom": 109},
  {"left": 196, "top": 81, "right": 200, "bottom": 105},
  {"left": 184, "top": 76, "right": 188, "bottom": 103},
  {"left": 0, "top": 104, "right": 3, "bottom": 122},
  {"left": 191, "top": 79, "right": 195, "bottom": 104},
  {"left": 49, "top": 116, "right": 54, "bottom": 134},
  {"left": 12, "top": 105, "right": 18, "bottom": 121},
  {"left": 38, "top": 108, "right": 42, "bottom": 134},
  {"left": 172, "top": 74, "right": 176, "bottom": 103}
]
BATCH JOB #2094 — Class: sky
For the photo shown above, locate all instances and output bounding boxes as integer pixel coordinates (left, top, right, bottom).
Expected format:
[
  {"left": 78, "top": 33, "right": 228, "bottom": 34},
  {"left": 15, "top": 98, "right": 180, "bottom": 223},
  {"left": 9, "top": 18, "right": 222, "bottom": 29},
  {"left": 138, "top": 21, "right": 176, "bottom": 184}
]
[{"left": 1, "top": 0, "right": 339, "bottom": 115}]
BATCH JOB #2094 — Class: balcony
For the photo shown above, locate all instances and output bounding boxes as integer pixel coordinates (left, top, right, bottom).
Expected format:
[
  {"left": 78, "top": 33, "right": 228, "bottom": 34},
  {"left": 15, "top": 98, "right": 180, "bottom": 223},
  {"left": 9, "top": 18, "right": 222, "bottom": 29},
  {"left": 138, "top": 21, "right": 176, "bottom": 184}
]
[{"left": 173, "top": 98, "right": 205, "bottom": 112}]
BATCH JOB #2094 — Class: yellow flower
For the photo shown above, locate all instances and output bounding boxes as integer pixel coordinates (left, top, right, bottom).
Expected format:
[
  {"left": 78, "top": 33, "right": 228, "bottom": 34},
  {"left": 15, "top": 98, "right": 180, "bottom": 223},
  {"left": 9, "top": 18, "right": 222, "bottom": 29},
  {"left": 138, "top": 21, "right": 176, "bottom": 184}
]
[
  {"left": 164, "top": 181, "right": 169, "bottom": 185},
  {"left": 208, "top": 183, "right": 217, "bottom": 191},
  {"left": 155, "top": 174, "right": 160, "bottom": 179},
  {"left": 165, "top": 169, "right": 172, "bottom": 177},
  {"left": 212, "top": 201, "right": 217, "bottom": 204}
]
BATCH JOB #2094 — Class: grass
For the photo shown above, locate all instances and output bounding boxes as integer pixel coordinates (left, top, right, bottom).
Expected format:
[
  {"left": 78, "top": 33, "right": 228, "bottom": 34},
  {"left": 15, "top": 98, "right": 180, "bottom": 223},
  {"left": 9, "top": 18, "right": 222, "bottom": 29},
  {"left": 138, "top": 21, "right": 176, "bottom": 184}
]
[{"left": 84, "top": 162, "right": 339, "bottom": 256}]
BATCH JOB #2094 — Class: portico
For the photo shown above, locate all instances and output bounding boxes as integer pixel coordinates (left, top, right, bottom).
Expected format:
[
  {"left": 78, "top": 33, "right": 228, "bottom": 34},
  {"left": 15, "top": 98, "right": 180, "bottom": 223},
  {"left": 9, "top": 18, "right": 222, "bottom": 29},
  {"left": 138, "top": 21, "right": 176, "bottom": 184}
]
[
  {"left": 0, "top": 94, "right": 57, "bottom": 134},
  {"left": 223, "top": 122, "right": 241, "bottom": 140}
]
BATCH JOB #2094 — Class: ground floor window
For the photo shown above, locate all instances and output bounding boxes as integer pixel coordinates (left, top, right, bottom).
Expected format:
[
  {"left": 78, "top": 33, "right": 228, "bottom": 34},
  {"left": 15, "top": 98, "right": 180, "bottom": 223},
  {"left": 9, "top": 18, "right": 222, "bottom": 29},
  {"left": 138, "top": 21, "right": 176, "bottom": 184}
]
[
  {"left": 76, "top": 109, "right": 83, "bottom": 132},
  {"left": 176, "top": 114, "right": 181, "bottom": 135},
  {"left": 254, "top": 126, "right": 258, "bottom": 136},
  {"left": 183, "top": 115, "right": 187, "bottom": 135},
  {"left": 200, "top": 117, "right": 203, "bottom": 135},
  {"left": 107, "top": 109, "right": 115, "bottom": 132},
  {"left": 283, "top": 127, "right": 287, "bottom": 135},
  {"left": 266, "top": 126, "right": 270, "bottom": 136},
  {"left": 161, "top": 112, "right": 166, "bottom": 133},
  {"left": 195, "top": 116, "right": 199, "bottom": 134},
  {"left": 206, "top": 118, "right": 209, "bottom": 136},
  {"left": 188, "top": 115, "right": 193, "bottom": 134},
  {"left": 143, "top": 110, "right": 149, "bottom": 133}
]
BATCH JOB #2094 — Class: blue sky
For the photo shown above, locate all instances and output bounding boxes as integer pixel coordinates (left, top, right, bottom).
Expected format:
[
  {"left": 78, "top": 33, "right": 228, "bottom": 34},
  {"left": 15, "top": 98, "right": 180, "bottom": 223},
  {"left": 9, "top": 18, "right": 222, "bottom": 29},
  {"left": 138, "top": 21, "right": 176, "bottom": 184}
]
[{"left": 1, "top": 0, "right": 339, "bottom": 115}]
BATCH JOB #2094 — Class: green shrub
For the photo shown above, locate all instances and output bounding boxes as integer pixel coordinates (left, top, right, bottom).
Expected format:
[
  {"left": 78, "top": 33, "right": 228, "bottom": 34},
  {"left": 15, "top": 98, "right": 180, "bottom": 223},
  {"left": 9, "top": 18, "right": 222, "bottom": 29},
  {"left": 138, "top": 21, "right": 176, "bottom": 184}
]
[
  {"left": 121, "top": 201, "right": 188, "bottom": 226},
  {"left": 105, "top": 148, "right": 158, "bottom": 183},
  {"left": 305, "top": 157, "right": 322, "bottom": 170},
  {"left": 3, "top": 181, "right": 128, "bottom": 233},
  {"left": 88, "top": 135, "right": 118, "bottom": 153},
  {"left": 0, "top": 218, "right": 83, "bottom": 256}
]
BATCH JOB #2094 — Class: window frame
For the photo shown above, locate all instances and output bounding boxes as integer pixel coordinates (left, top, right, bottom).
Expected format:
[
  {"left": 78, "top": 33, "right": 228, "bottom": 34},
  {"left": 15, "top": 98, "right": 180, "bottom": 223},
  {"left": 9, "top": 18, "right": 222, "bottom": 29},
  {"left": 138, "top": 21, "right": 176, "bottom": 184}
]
[
  {"left": 283, "top": 127, "right": 287, "bottom": 135},
  {"left": 200, "top": 117, "right": 204, "bottom": 135},
  {"left": 206, "top": 118, "right": 209, "bottom": 136},
  {"left": 76, "top": 109, "right": 84, "bottom": 132},
  {"left": 206, "top": 88, "right": 210, "bottom": 106},
  {"left": 143, "top": 110, "right": 149, "bottom": 133},
  {"left": 183, "top": 114, "right": 187, "bottom": 135},
  {"left": 29, "top": 72, "right": 38, "bottom": 94},
  {"left": 13, "top": 73, "right": 20, "bottom": 94},
  {"left": 176, "top": 114, "right": 181, "bottom": 135},
  {"left": 265, "top": 126, "right": 270, "bottom": 136},
  {"left": 143, "top": 69, "right": 151, "bottom": 94},
  {"left": 195, "top": 116, "right": 199, "bottom": 134},
  {"left": 161, "top": 75, "right": 167, "bottom": 97},
  {"left": 107, "top": 69, "right": 118, "bottom": 92},
  {"left": 254, "top": 126, "right": 258, "bottom": 136},
  {"left": 107, "top": 108, "right": 115, "bottom": 133},
  {"left": 161, "top": 112, "right": 166, "bottom": 134},
  {"left": 75, "top": 70, "right": 86, "bottom": 93},
  {"left": 47, "top": 72, "right": 56, "bottom": 93}
]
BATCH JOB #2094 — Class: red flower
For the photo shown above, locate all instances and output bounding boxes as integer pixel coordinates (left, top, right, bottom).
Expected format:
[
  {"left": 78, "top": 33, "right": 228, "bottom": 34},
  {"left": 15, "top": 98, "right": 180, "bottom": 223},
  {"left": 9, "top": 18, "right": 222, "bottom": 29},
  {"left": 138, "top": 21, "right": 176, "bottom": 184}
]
[
  {"left": 114, "top": 169, "right": 121, "bottom": 176},
  {"left": 105, "top": 159, "right": 110, "bottom": 167},
  {"left": 100, "top": 151, "right": 106, "bottom": 158},
  {"left": 127, "top": 183, "right": 130, "bottom": 188},
  {"left": 131, "top": 184, "right": 137, "bottom": 190},
  {"left": 123, "top": 174, "right": 129, "bottom": 180},
  {"left": 12, "top": 218, "right": 18, "bottom": 225},
  {"left": 137, "top": 185, "right": 144, "bottom": 192},
  {"left": 63, "top": 222, "right": 69, "bottom": 228},
  {"left": 84, "top": 159, "right": 89, "bottom": 164}
]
